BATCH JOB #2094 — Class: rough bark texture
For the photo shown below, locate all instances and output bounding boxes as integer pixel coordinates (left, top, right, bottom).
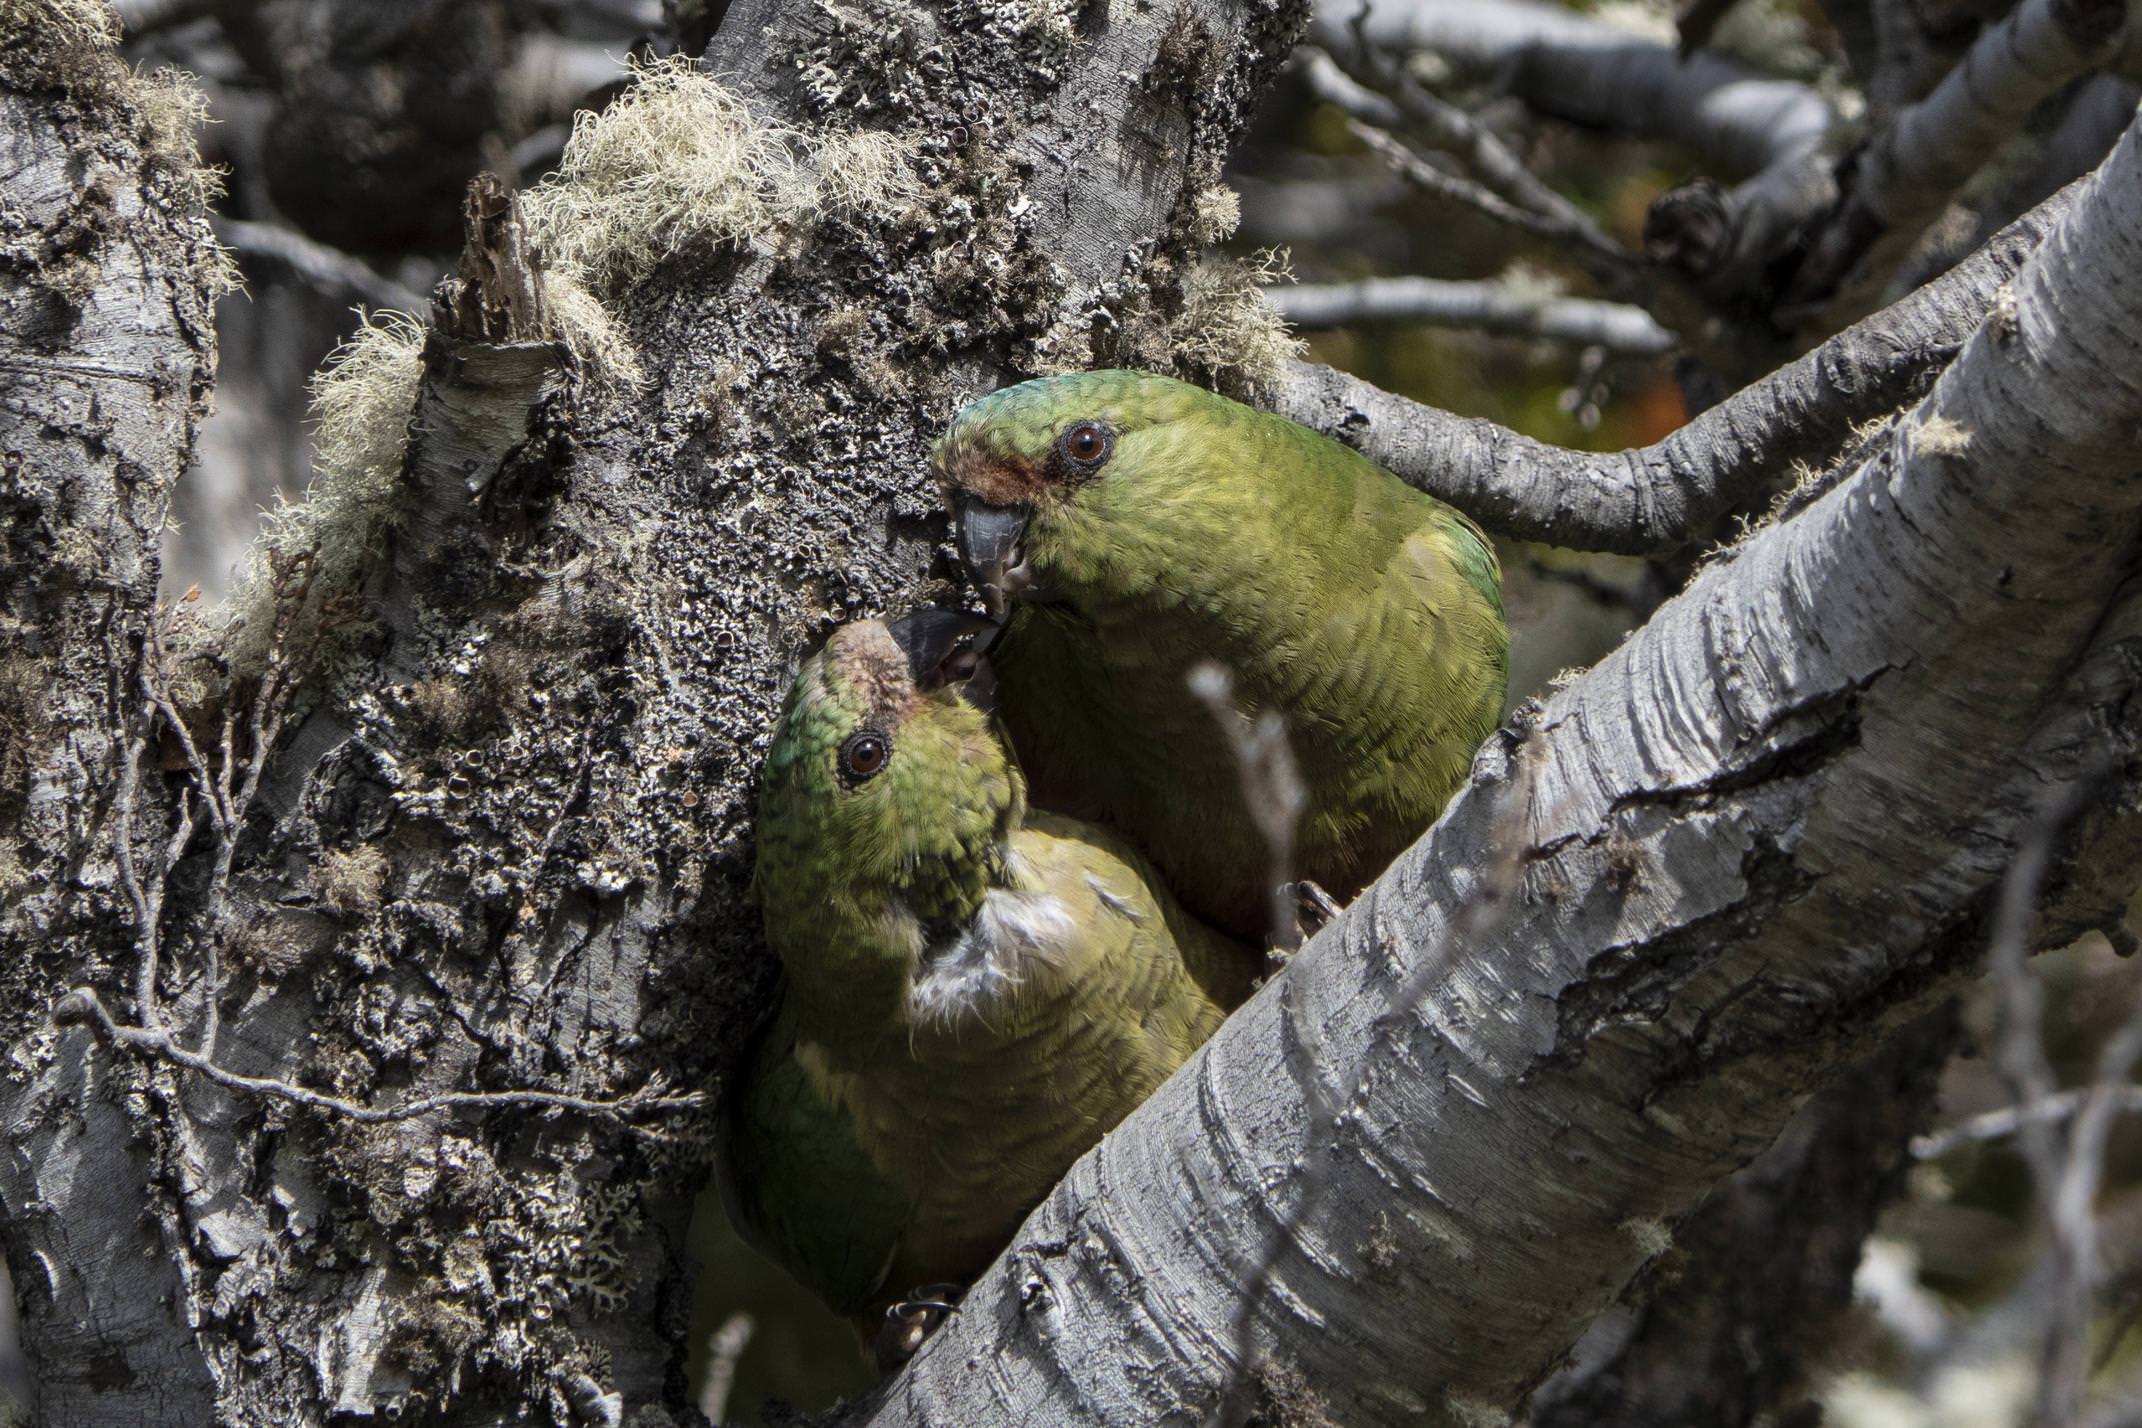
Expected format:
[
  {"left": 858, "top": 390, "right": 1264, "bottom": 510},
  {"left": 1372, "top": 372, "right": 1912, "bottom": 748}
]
[
  {"left": 0, "top": 0, "right": 1308, "bottom": 1421},
  {"left": 0, "top": 17, "right": 223, "bottom": 1423},
  {"left": 854, "top": 117, "right": 2142, "bottom": 1426}
]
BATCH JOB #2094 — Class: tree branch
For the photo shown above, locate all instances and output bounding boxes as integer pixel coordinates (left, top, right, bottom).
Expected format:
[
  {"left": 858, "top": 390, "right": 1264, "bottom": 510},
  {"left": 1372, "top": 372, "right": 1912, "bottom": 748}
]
[
  {"left": 1783, "top": 0, "right": 2129, "bottom": 322},
  {"left": 1266, "top": 179, "right": 2071, "bottom": 553},
  {"left": 1320, "top": 0, "right": 1835, "bottom": 179},
  {"left": 1296, "top": 47, "right": 1634, "bottom": 281},
  {"left": 214, "top": 217, "right": 430, "bottom": 314},
  {"left": 0, "top": 21, "right": 227, "bottom": 1421},
  {"left": 859, "top": 112, "right": 2142, "bottom": 1427},
  {"left": 1914, "top": 1084, "right": 2142, "bottom": 1161},
  {"left": 54, "top": 987, "right": 704, "bottom": 1131},
  {"left": 1271, "top": 276, "right": 1675, "bottom": 355},
  {"left": 5, "top": 0, "right": 1320, "bottom": 1419}
]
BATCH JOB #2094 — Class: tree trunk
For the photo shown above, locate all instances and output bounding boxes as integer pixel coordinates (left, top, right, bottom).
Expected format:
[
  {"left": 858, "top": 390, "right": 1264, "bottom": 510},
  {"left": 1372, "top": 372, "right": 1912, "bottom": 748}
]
[
  {"left": 0, "top": 0, "right": 1306, "bottom": 1420},
  {"left": 1, "top": 15, "right": 223, "bottom": 1423}
]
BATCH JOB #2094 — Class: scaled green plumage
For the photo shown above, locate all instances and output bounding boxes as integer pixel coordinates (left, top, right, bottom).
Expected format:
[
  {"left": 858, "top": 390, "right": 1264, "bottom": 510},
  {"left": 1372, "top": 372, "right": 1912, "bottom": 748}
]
[
  {"left": 935, "top": 370, "right": 1509, "bottom": 940},
  {"left": 721, "top": 613, "right": 1252, "bottom": 1329}
]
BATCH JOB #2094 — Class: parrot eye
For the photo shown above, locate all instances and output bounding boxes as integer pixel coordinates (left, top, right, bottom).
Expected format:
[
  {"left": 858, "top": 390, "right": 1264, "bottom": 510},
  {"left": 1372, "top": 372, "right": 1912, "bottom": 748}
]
[
  {"left": 840, "top": 730, "right": 891, "bottom": 783},
  {"left": 1055, "top": 421, "right": 1113, "bottom": 475}
]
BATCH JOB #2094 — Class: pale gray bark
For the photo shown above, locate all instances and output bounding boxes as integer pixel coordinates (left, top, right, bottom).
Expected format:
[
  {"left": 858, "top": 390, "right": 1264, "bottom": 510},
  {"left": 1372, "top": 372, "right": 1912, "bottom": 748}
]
[
  {"left": 1337, "top": 0, "right": 2134, "bottom": 371},
  {"left": 1783, "top": 0, "right": 2130, "bottom": 321},
  {"left": 11, "top": 1, "right": 2142, "bottom": 1424},
  {"left": 1318, "top": 0, "right": 1835, "bottom": 179},
  {"left": 1273, "top": 276, "right": 1675, "bottom": 354},
  {"left": 0, "top": 21, "right": 222, "bottom": 1424},
  {"left": 854, "top": 115, "right": 2142, "bottom": 1426},
  {"left": 213, "top": 218, "right": 429, "bottom": 314},
  {"left": 1268, "top": 179, "right": 2067, "bottom": 555}
]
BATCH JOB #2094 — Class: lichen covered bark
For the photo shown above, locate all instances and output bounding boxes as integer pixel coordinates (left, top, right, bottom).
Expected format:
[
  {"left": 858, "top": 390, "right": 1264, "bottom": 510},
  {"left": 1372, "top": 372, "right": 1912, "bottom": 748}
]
[
  {"left": 0, "top": 0, "right": 1310, "bottom": 1420},
  {"left": 0, "top": 9, "right": 224, "bottom": 1421}
]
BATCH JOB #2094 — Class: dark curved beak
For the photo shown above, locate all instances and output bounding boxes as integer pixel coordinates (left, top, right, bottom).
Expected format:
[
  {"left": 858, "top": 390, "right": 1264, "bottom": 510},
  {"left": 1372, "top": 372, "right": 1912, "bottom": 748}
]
[
  {"left": 953, "top": 498, "right": 1035, "bottom": 617},
  {"left": 885, "top": 607, "right": 1002, "bottom": 705}
]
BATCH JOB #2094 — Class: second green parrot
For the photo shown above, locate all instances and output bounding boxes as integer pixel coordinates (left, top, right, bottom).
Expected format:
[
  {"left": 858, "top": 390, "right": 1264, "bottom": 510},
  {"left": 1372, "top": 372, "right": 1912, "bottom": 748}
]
[
  {"left": 721, "top": 611, "right": 1254, "bottom": 1337},
  {"left": 934, "top": 370, "right": 1509, "bottom": 941}
]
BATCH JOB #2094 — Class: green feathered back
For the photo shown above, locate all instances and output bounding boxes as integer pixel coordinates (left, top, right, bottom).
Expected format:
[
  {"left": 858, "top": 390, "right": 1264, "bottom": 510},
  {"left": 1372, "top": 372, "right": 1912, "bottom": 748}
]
[{"left": 939, "top": 371, "right": 1509, "bottom": 940}]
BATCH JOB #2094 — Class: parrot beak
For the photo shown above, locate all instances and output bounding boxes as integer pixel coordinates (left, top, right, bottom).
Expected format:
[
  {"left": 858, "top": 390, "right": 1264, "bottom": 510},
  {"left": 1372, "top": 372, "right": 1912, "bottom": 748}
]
[
  {"left": 886, "top": 607, "right": 1001, "bottom": 709},
  {"left": 954, "top": 498, "right": 1041, "bottom": 617}
]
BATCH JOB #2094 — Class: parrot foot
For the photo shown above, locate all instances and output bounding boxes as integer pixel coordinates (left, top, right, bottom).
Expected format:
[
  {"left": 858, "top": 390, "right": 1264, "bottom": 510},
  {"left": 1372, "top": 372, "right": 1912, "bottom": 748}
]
[
  {"left": 1292, "top": 879, "right": 1341, "bottom": 933},
  {"left": 1261, "top": 882, "right": 1340, "bottom": 975},
  {"left": 875, "top": 1284, "right": 966, "bottom": 1373}
]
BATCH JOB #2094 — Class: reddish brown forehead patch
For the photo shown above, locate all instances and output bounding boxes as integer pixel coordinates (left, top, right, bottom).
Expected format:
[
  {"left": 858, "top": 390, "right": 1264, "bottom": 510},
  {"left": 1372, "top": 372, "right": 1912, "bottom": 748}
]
[
  {"left": 824, "top": 622, "right": 923, "bottom": 722},
  {"left": 934, "top": 438, "right": 1050, "bottom": 509}
]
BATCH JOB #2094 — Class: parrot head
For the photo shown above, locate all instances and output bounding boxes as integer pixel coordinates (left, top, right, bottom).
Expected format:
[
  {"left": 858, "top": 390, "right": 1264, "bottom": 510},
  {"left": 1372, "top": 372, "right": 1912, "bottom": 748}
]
[
  {"left": 755, "top": 610, "right": 1018, "bottom": 1009},
  {"left": 932, "top": 369, "right": 1218, "bottom": 615}
]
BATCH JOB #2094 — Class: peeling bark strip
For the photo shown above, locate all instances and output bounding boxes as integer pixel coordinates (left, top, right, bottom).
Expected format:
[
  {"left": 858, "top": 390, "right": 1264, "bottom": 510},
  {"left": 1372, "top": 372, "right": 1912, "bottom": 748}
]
[
  {"left": 1, "top": 0, "right": 1310, "bottom": 1420},
  {"left": 864, "top": 119, "right": 2142, "bottom": 1427}
]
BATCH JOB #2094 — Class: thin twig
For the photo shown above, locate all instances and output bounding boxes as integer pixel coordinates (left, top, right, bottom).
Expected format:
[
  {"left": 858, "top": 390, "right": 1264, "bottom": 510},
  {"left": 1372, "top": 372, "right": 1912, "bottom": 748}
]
[
  {"left": 1187, "top": 663, "right": 1306, "bottom": 953},
  {"left": 1271, "top": 276, "right": 1675, "bottom": 355},
  {"left": 80, "top": 561, "right": 706, "bottom": 1141},
  {"left": 1986, "top": 758, "right": 2130, "bottom": 1427},
  {"left": 112, "top": 719, "right": 165, "bottom": 1027},
  {"left": 141, "top": 632, "right": 223, "bottom": 834},
  {"left": 697, "top": 1311, "right": 757, "bottom": 1423},
  {"left": 57, "top": 987, "right": 704, "bottom": 1134},
  {"left": 1300, "top": 47, "right": 1633, "bottom": 278},
  {"left": 1914, "top": 1085, "right": 2142, "bottom": 1161},
  {"left": 1303, "top": 46, "right": 1624, "bottom": 266}
]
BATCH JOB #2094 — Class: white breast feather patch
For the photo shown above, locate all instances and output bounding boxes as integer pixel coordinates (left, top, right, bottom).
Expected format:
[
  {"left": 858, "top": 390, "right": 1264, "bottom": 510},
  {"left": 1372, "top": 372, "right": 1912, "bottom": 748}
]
[{"left": 908, "top": 888, "right": 1075, "bottom": 1029}]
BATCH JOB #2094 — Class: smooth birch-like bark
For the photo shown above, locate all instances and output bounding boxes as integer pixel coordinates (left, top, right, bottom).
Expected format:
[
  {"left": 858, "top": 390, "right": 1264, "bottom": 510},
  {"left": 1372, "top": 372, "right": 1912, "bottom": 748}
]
[
  {"left": 1267, "top": 182, "right": 2071, "bottom": 554},
  {"left": 858, "top": 115, "right": 2142, "bottom": 1427},
  {"left": 1272, "top": 276, "right": 1675, "bottom": 354},
  {"left": 1783, "top": 0, "right": 2129, "bottom": 321}
]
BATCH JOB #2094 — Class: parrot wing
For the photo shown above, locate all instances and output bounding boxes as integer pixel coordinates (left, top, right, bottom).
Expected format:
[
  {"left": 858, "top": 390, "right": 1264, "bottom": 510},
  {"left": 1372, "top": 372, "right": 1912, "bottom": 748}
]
[{"left": 718, "top": 1005, "right": 912, "bottom": 1318}]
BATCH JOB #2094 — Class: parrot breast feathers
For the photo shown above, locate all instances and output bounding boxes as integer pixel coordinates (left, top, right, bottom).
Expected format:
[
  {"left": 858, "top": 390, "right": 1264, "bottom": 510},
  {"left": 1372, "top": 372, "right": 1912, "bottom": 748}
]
[{"left": 754, "top": 615, "right": 1023, "bottom": 1027}]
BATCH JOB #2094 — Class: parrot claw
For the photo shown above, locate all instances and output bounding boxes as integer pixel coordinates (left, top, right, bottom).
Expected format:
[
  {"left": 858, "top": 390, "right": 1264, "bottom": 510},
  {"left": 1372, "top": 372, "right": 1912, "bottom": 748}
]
[
  {"left": 1265, "top": 880, "right": 1341, "bottom": 967},
  {"left": 1292, "top": 879, "right": 1341, "bottom": 932},
  {"left": 875, "top": 1284, "right": 967, "bottom": 1373}
]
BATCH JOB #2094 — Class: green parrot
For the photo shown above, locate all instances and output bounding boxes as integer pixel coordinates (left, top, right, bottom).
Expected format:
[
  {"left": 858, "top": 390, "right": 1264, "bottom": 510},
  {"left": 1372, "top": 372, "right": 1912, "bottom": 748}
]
[
  {"left": 721, "top": 610, "right": 1254, "bottom": 1342},
  {"left": 934, "top": 369, "right": 1509, "bottom": 942}
]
